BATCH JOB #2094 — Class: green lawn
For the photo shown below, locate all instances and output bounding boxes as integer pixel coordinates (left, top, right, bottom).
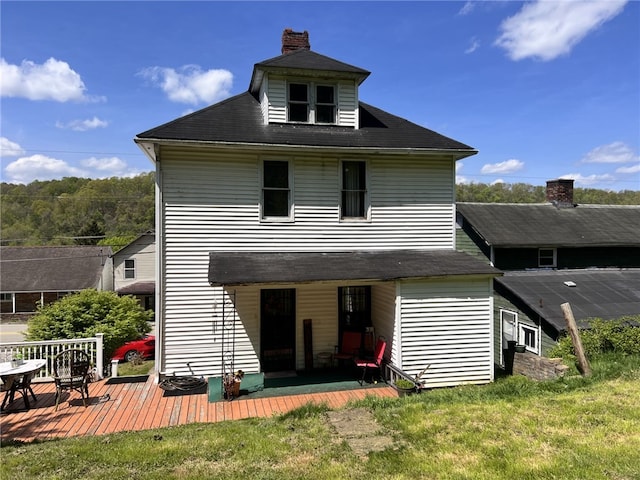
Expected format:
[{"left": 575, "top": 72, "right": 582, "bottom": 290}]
[{"left": 2, "top": 354, "right": 639, "bottom": 480}]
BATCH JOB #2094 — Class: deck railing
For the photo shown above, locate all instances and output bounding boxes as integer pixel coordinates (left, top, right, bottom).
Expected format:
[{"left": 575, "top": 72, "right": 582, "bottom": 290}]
[{"left": 0, "top": 334, "right": 104, "bottom": 381}]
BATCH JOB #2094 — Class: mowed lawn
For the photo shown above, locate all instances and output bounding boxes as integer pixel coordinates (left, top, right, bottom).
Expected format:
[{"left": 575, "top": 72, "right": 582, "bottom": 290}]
[{"left": 2, "top": 355, "right": 639, "bottom": 480}]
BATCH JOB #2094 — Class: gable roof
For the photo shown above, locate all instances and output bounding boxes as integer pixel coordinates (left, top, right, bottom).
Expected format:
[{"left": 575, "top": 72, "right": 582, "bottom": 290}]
[
  {"left": 136, "top": 92, "right": 475, "bottom": 155},
  {"left": 457, "top": 203, "right": 640, "bottom": 247},
  {"left": 208, "top": 250, "right": 501, "bottom": 286},
  {"left": 495, "top": 269, "right": 640, "bottom": 333},
  {"left": 0, "top": 246, "right": 112, "bottom": 292}
]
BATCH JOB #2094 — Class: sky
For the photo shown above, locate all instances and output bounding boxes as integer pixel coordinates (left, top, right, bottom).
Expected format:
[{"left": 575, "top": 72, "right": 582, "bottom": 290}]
[{"left": 1, "top": 1, "right": 639, "bottom": 191}]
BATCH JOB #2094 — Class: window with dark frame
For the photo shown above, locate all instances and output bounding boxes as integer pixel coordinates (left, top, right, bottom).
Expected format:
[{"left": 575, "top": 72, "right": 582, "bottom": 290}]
[
  {"left": 288, "top": 83, "right": 309, "bottom": 122},
  {"left": 341, "top": 161, "right": 367, "bottom": 218},
  {"left": 124, "top": 259, "right": 135, "bottom": 279},
  {"left": 538, "top": 248, "right": 556, "bottom": 267},
  {"left": 262, "top": 160, "right": 290, "bottom": 218},
  {"left": 315, "top": 85, "right": 335, "bottom": 123}
]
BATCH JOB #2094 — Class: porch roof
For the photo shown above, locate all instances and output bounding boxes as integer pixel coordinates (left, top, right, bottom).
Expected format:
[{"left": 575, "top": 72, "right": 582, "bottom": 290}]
[{"left": 208, "top": 250, "right": 501, "bottom": 286}]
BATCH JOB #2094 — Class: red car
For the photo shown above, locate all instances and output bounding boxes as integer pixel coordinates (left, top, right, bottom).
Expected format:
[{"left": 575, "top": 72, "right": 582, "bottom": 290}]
[{"left": 111, "top": 335, "right": 155, "bottom": 362}]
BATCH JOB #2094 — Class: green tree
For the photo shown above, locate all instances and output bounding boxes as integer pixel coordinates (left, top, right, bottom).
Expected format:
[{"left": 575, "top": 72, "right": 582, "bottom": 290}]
[{"left": 26, "top": 289, "right": 152, "bottom": 359}]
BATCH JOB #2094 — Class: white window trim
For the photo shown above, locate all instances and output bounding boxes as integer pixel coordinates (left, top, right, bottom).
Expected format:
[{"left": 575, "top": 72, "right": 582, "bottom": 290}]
[
  {"left": 260, "top": 158, "right": 295, "bottom": 222},
  {"left": 287, "top": 80, "right": 337, "bottom": 125},
  {"left": 538, "top": 248, "right": 557, "bottom": 268},
  {"left": 518, "top": 323, "right": 540, "bottom": 354},
  {"left": 339, "top": 159, "right": 371, "bottom": 222}
]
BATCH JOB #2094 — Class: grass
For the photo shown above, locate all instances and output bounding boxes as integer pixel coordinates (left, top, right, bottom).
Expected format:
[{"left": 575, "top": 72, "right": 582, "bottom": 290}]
[
  {"left": 2, "top": 354, "right": 639, "bottom": 480},
  {"left": 116, "top": 360, "right": 154, "bottom": 377}
]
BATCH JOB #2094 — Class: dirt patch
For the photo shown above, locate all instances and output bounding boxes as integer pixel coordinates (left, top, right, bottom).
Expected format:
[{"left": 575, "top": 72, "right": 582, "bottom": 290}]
[{"left": 326, "top": 407, "right": 400, "bottom": 457}]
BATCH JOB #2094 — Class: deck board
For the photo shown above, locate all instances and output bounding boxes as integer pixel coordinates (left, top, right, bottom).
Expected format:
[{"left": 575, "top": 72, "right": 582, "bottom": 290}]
[{"left": 0, "top": 378, "right": 397, "bottom": 443}]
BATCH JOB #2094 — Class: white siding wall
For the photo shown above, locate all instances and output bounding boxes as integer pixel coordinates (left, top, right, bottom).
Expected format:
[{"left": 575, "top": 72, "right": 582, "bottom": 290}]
[
  {"left": 266, "top": 77, "right": 286, "bottom": 123},
  {"left": 371, "top": 282, "right": 397, "bottom": 362},
  {"left": 159, "top": 146, "right": 458, "bottom": 376},
  {"left": 337, "top": 81, "right": 357, "bottom": 128},
  {"left": 397, "top": 278, "right": 494, "bottom": 388},
  {"left": 113, "top": 236, "right": 155, "bottom": 290}
]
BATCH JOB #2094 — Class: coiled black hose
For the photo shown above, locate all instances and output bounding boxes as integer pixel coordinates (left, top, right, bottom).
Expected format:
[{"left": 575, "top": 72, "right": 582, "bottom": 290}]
[{"left": 159, "top": 375, "right": 206, "bottom": 391}]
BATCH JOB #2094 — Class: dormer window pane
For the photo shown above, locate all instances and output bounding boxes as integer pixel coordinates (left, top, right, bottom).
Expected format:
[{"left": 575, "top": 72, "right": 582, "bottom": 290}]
[
  {"left": 288, "top": 83, "right": 308, "bottom": 122},
  {"left": 316, "top": 85, "right": 335, "bottom": 123}
]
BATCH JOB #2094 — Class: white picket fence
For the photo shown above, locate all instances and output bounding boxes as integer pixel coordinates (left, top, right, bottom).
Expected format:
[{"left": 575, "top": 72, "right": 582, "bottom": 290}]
[{"left": 0, "top": 334, "right": 104, "bottom": 381}]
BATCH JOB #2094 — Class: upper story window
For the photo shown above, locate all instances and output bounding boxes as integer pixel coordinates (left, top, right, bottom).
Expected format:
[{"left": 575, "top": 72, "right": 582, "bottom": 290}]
[
  {"left": 0, "top": 293, "right": 12, "bottom": 302},
  {"left": 288, "top": 83, "right": 309, "bottom": 122},
  {"left": 262, "top": 160, "right": 292, "bottom": 220},
  {"left": 341, "top": 161, "right": 368, "bottom": 220},
  {"left": 538, "top": 248, "right": 556, "bottom": 267},
  {"left": 124, "top": 259, "right": 136, "bottom": 279},
  {"left": 287, "top": 82, "right": 336, "bottom": 124}
]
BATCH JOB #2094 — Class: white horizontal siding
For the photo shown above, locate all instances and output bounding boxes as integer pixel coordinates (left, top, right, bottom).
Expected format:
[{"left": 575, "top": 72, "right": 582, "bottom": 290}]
[
  {"left": 158, "top": 146, "right": 459, "bottom": 376},
  {"left": 398, "top": 278, "right": 493, "bottom": 387},
  {"left": 113, "top": 238, "right": 155, "bottom": 290},
  {"left": 266, "top": 77, "right": 286, "bottom": 123},
  {"left": 337, "top": 82, "right": 357, "bottom": 127}
]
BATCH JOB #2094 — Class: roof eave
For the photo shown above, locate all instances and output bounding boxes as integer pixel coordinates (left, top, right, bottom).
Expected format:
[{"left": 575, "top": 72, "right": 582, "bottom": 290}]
[{"left": 133, "top": 137, "right": 477, "bottom": 160}]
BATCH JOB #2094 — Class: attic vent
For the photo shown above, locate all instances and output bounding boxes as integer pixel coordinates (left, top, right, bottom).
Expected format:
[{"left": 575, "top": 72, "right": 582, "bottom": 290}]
[{"left": 563, "top": 281, "right": 577, "bottom": 287}]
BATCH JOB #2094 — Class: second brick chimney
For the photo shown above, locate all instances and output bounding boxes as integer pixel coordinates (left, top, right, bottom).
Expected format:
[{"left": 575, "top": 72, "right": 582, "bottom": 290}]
[
  {"left": 546, "top": 179, "right": 575, "bottom": 208},
  {"left": 281, "top": 28, "right": 310, "bottom": 54}
]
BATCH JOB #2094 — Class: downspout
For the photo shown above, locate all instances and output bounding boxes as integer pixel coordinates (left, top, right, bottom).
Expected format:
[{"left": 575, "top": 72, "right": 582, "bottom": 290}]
[{"left": 154, "top": 146, "right": 164, "bottom": 383}]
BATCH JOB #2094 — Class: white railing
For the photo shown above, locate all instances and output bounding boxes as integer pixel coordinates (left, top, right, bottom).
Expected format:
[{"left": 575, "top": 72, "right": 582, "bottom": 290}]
[{"left": 0, "top": 333, "right": 104, "bottom": 381}]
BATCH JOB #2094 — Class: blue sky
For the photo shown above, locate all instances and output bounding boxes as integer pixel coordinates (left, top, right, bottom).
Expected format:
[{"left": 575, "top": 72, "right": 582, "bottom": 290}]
[{"left": 1, "top": 1, "right": 638, "bottom": 191}]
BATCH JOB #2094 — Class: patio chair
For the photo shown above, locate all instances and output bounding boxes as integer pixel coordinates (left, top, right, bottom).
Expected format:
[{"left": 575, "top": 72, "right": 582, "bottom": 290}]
[
  {"left": 354, "top": 337, "right": 386, "bottom": 385},
  {"left": 1, "top": 371, "right": 38, "bottom": 410},
  {"left": 333, "top": 331, "right": 362, "bottom": 364},
  {"left": 53, "top": 349, "right": 91, "bottom": 410}
]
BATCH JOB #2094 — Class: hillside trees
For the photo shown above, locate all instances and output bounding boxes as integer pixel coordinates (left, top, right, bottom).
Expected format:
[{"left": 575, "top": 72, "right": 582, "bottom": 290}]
[{"left": 1, "top": 173, "right": 154, "bottom": 247}]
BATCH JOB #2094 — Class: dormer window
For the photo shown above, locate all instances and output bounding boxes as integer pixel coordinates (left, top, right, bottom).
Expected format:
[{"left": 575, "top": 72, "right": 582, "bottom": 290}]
[
  {"left": 288, "top": 83, "right": 309, "bottom": 122},
  {"left": 315, "top": 85, "right": 335, "bottom": 123},
  {"left": 287, "top": 82, "right": 336, "bottom": 124}
]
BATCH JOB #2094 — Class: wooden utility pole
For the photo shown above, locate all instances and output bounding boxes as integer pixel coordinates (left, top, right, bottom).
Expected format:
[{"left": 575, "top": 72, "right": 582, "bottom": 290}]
[{"left": 560, "top": 302, "right": 592, "bottom": 377}]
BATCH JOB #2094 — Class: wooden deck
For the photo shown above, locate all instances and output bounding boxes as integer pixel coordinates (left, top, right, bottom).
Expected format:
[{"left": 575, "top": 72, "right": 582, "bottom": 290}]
[{"left": 0, "top": 377, "right": 397, "bottom": 443}]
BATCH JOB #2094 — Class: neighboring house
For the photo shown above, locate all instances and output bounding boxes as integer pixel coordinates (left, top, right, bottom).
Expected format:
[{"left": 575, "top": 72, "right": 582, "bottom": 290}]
[
  {"left": 0, "top": 246, "right": 113, "bottom": 321},
  {"left": 135, "top": 29, "right": 500, "bottom": 388},
  {"left": 112, "top": 231, "right": 156, "bottom": 315},
  {"left": 456, "top": 179, "right": 640, "bottom": 365}
]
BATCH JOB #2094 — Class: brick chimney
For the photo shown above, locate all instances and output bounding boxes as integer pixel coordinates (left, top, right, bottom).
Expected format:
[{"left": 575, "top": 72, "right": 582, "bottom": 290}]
[
  {"left": 281, "top": 28, "right": 310, "bottom": 54},
  {"left": 546, "top": 179, "right": 575, "bottom": 208}
]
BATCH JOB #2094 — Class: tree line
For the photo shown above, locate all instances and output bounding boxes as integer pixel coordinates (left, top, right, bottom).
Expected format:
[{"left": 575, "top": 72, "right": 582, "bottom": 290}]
[{"left": 1, "top": 174, "right": 638, "bottom": 248}]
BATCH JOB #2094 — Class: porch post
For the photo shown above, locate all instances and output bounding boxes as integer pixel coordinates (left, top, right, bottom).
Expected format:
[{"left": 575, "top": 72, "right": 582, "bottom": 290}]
[{"left": 95, "top": 333, "right": 104, "bottom": 379}]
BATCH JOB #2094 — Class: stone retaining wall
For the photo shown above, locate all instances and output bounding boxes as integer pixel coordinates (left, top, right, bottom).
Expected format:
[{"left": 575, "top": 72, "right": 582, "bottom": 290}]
[{"left": 513, "top": 352, "right": 569, "bottom": 381}]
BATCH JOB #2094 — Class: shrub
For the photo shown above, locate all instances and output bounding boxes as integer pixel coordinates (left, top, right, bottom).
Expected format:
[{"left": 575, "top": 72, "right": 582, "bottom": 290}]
[
  {"left": 548, "top": 316, "right": 640, "bottom": 358},
  {"left": 26, "top": 289, "right": 152, "bottom": 359}
]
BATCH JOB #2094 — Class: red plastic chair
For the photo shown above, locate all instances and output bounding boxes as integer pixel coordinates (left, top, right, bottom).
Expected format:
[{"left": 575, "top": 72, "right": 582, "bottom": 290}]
[
  {"left": 333, "top": 331, "right": 362, "bottom": 364},
  {"left": 354, "top": 337, "right": 386, "bottom": 385}
]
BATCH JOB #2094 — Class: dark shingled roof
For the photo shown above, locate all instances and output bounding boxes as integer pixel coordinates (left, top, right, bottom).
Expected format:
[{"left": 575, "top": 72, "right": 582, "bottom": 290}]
[
  {"left": 136, "top": 93, "right": 474, "bottom": 153},
  {"left": 0, "top": 246, "right": 112, "bottom": 292},
  {"left": 208, "top": 250, "right": 501, "bottom": 286},
  {"left": 117, "top": 281, "right": 155, "bottom": 295},
  {"left": 254, "top": 49, "right": 370, "bottom": 76},
  {"left": 457, "top": 203, "right": 640, "bottom": 247},
  {"left": 495, "top": 269, "right": 640, "bottom": 333}
]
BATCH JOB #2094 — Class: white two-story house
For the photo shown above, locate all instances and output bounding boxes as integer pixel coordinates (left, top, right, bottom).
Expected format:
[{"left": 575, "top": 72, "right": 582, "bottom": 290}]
[{"left": 135, "top": 29, "right": 500, "bottom": 388}]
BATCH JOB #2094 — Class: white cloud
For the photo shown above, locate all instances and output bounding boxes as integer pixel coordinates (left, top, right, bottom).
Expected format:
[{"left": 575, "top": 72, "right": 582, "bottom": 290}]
[
  {"left": 481, "top": 159, "right": 524, "bottom": 174},
  {"left": 4, "top": 155, "right": 85, "bottom": 183},
  {"left": 616, "top": 163, "right": 640, "bottom": 174},
  {"left": 56, "top": 117, "right": 109, "bottom": 132},
  {"left": 495, "top": 0, "right": 627, "bottom": 61},
  {"left": 81, "top": 156, "right": 127, "bottom": 172},
  {"left": 3, "top": 154, "right": 140, "bottom": 184},
  {"left": 0, "top": 57, "right": 104, "bottom": 102},
  {"left": 491, "top": 178, "right": 505, "bottom": 185},
  {"left": 559, "top": 172, "right": 615, "bottom": 187},
  {"left": 139, "top": 64, "right": 233, "bottom": 105},
  {"left": 465, "top": 37, "right": 480, "bottom": 54},
  {"left": 581, "top": 141, "right": 638, "bottom": 164},
  {"left": 0, "top": 137, "right": 25, "bottom": 157},
  {"left": 459, "top": 2, "right": 475, "bottom": 16}
]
